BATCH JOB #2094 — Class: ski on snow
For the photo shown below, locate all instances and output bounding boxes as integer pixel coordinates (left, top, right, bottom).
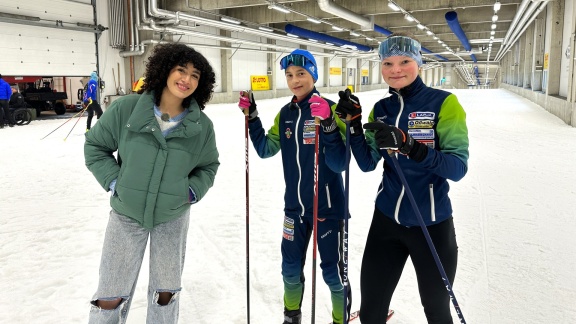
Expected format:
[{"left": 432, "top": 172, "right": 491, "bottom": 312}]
[{"left": 331, "top": 309, "right": 394, "bottom": 323}]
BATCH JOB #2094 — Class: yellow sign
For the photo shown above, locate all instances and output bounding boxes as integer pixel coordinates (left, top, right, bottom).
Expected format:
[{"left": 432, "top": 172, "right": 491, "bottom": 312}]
[
  {"left": 329, "top": 67, "right": 342, "bottom": 75},
  {"left": 250, "top": 75, "right": 270, "bottom": 91},
  {"left": 361, "top": 69, "right": 369, "bottom": 77},
  {"left": 543, "top": 53, "right": 549, "bottom": 70}
]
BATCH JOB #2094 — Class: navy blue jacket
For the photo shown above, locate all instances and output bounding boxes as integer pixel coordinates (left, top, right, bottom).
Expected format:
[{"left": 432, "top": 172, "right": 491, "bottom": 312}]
[
  {"left": 324, "top": 77, "right": 469, "bottom": 226},
  {"left": 248, "top": 89, "right": 347, "bottom": 220}
]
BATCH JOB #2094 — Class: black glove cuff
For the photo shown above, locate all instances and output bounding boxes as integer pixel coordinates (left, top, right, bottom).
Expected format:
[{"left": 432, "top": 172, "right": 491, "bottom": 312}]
[
  {"left": 321, "top": 116, "right": 338, "bottom": 134},
  {"left": 349, "top": 119, "right": 363, "bottom": 136},
  {"left": 248, "top": 107, "right": 259, "bottom": 120},
  {"left": 407, "top": 139, "right": 428, "bottom": 163}
]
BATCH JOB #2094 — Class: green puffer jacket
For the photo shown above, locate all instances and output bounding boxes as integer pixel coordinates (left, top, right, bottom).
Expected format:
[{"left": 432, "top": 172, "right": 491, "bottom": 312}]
[{"left": 84, "top": 92, "right": 220, "bottom": 229}]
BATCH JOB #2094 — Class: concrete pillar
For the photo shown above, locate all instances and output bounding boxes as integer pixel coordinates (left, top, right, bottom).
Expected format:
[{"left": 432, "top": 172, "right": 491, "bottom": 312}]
[
  {"left": 567, "top": 0, "right": 576, "bottom": 103},
  {"left": 523, "top": 23, "right": 535, "bottom": 88},
  {"left": 546, "top": 0, "right": 565, "bottom": 96},
  {"left": 518, "top": 35, "right": 525, "bottom": 86},
  {"left": 220, "top": 30, "right": 232, "bottom": 96},
  {"left": 444, "top": 64, "right": 452, "bottom": 87},
  {"left": 532, "top": 14, "right": 545, "bottom": 91}
]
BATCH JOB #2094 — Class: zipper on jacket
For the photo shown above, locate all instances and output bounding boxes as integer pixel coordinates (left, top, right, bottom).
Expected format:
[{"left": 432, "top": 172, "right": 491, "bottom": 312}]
[
  {"left": 393, "top": 91, "right": 405, "bottom": 224},
  {"left": 325, "top": 184, "right": 331, "bottom": 209},
  {"left": 294, "top": 105, "right": 304, "bottom": 223},
  {"left": 429, "top": 184, "right": 435, "bottom": 222}
]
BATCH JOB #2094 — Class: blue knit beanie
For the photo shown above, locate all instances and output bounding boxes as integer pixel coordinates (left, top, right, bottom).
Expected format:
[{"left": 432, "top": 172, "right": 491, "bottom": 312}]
[{"left": 286, "top": 49, "right": 318, "bottom": 82}]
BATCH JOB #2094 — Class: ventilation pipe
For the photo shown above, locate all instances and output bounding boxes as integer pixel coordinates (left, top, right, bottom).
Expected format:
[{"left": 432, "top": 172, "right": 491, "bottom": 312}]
[
  {"left": 144, "top": 0, "right": 360, "bottom": 55},
  {"left": 445, "top": 11, "right": 477, "bottom": 63},
  {"left": 495, "top": 0, "right": 549, "bottom": 61},
  {"left": 316, "top": 0, "right": 373, "bottom": 30},
  {"left": 285, "top": 24, "right": 372, "bottom": 51}
]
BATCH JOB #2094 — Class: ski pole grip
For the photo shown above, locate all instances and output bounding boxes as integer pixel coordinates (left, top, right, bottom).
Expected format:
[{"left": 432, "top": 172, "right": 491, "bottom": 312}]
[
  {"left": 240, "top": 90, "right": 250, "bottom": 117},
  {"left": 314, "top": 116, "right": 320, "bottom": 125}
]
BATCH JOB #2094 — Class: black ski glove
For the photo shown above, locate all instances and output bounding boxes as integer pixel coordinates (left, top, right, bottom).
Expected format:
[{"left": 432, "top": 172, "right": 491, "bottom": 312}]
[
  {"left": 336, "top": 89, "right": 363, "bottom": 135},
  {"left": 363, "top": 122, "right": 428, "bottom": 162},
  {"left": 238, "top": 90, "right": 259, "bottom": 120}
]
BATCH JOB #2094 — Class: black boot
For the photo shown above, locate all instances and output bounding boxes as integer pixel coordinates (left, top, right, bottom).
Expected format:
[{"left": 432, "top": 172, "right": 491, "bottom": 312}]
[{"left": 283, "top": 309, "right": 302, "bottom": 324}]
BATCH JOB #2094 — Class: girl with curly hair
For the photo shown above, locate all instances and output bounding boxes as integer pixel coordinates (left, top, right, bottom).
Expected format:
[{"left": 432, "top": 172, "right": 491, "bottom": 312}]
[{"left": 84, "top": 43, "right": 220, "bottom": 323}]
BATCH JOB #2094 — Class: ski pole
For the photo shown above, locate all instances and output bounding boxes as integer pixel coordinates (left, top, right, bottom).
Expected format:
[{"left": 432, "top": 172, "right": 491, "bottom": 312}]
[
  {"left": 311, "top": 117, "right": 321, "bottom": 324},
  {"left": 342, "top": 89, "right": 355, "bottom": 324},
  {"left": 342, "top": 120, "right": 351, "bottom": 324},
  {"left": 387, "top": 152, "right": 467, "bottom": 324},
  {"left": 240, "top": 90, "right": 251, "bottom": 324},
  {"left": 40, "top": 106, "right": 87, "bottom": 140},
  {"left": 63, "top": 108, "right": 86, "bottom": 141}
]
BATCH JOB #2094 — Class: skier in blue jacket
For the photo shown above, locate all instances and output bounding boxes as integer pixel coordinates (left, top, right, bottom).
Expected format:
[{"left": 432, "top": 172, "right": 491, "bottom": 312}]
[
  {"left": 325, "top": 32, "right": 469, "bottom": 323},
  {"left": 83, "top": 71, "right": 103, "bottom": 131},
  {"left": 237, "top": 49, "right": 351, "bottom": 324}
]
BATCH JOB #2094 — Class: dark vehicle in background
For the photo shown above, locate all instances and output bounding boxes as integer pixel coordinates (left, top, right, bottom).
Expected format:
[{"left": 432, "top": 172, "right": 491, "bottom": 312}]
[{"left": 21, "top": 77, "right": 67, "bottom": 116}]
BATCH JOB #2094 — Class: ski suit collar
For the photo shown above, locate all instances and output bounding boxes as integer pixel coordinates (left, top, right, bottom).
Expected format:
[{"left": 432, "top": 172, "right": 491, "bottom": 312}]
[{"left": 388, "top": 75, "right": 425, "bottom": 99}]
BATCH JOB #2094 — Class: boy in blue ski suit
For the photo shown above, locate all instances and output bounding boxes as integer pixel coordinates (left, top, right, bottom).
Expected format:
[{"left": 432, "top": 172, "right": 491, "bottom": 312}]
[{"left": 237, "top": 49, "right": 351, "bottom": 324}]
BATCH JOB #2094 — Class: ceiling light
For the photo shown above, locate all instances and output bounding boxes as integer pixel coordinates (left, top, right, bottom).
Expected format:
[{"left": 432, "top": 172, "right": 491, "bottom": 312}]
[
  {"left": 388, "top": 2, "right": 400, "bottom": 11},
  {"left": 268, "top": 4, "right": 290, "bottom": 14},
  {"left": 366, "top": 37, "right": 374, "bottom": 41},
  {"left": 350, "top": 31, "right": 360, "bottom": 37},
  {"left": 426, "top": 30, "right": 433, "bottom": 35},
  {"left": 416, "top": 24, "right": 425, "bottom": 30},
  {"left": 308, "top": 38, "right": 318, "bottom": 42},
  {"left": 490, "top": 36, "right": 495, "bottom": 40},
  {"left": 491, "top": 31, "right": 495, "bottom": 35},
  {"left": 404, "top": 14, "right": 414, "bottom": 22},
  {"left": 492, "top": 14, "right": 498, "bottom": 22},
  {"left": 326, "top": 42, "right": 335, "bottom": 46},
  {"left": 331, "top": 26, "right": 344, "bottom": 31},
  {"left": 221, "top": 17, "right": 241, "bottom": 24},
  {"left": 494, "top": 1, "right": 501, "bottom": 12},
  {"left": 307, "top": 17, "right": 321, "bottom": 24},
  {"left": 258, "top": 26, "right": 273, "bottom": 32},
  {"left": 491, "top": 24, "right": 497, "bottom": 29},
  {"left": 433, "top": 36, "right": 438, "bottom": 40},
  {"left": 438, "top": 40, "right": 442, "bottom": 43},
  {"left": 286, "top": 33, "right": 299, "bottom": 38}
]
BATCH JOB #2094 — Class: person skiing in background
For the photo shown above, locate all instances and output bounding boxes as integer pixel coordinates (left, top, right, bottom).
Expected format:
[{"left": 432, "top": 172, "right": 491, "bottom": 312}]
[
  {"left": 328, "top": 32, "right": 469, "bottom": 323},
  {"left": 84, "top": 43, "right": 219, "bottom": 324},
  {"left": 83, "top": 71, "right": 103, "bottom": 131},
  {"left": 237, "top": 49, "right": 351, "bottom": 324}
]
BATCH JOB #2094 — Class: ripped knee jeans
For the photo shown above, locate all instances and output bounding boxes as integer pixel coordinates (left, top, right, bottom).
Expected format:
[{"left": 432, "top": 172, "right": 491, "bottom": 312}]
[{"left": 88, "top": 209, "right": 190, "bottom": 324}]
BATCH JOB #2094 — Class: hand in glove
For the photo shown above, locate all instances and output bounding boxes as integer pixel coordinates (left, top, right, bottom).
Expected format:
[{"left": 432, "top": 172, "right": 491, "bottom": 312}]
[
  {"left": 309, "top": 94, "right": 337, "bottom": 133},
  {"left": 336, "top": 89, "right": 363, "bottom": 135},
  {"left": 238, "top": 90, "right": 258, "bottom": 120},
  {"left": 363, "top": 122, "right": 428, "bottom": 162}
]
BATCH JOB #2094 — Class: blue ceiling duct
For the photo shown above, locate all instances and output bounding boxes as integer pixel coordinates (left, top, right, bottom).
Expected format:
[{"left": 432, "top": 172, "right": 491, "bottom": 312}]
[
  {"left": 473, "top": 65, "right": 480, "bottom": 85},
  {"left": 285, "top": 23, "right": 449, "bottom": 61},
  {"left": 445, "top": 11, "right": 477, "bottom": 63},
  {"left": 285, "top": 24, "right": 372, "bottom": 51}
]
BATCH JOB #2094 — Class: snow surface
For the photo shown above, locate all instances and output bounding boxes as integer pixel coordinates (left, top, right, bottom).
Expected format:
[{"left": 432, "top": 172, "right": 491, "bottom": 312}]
[{"left": 1, "top": 89, "right": 575, "bottom": 324}]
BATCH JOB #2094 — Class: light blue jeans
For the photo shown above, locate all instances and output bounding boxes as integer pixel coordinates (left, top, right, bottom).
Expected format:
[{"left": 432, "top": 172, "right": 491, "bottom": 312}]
[{"left": 88, "top": 209, "right": 190, "bottom": 324}]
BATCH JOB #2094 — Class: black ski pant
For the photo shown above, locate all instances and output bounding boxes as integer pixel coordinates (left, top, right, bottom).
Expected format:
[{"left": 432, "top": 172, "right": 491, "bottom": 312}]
[
  {"left": 0, "top": 99, "right": 13, "bottom": 126},
  {"left": 86, "top": 100, "right": 103, "bottom": 130},
  {"left": 359, "top": 208, "right": 458, "bottom": 324}
]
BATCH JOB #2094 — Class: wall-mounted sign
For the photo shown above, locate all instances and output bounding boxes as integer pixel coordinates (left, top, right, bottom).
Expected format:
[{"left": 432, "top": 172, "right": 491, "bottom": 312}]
[{"left": 250, "top": 75, "right": 270, "bottom": 90}]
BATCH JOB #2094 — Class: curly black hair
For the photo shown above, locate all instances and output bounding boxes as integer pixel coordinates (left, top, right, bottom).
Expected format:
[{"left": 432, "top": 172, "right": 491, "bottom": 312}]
[{"left": 139, "top": 43, "right": 216, "bottom": 110}]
